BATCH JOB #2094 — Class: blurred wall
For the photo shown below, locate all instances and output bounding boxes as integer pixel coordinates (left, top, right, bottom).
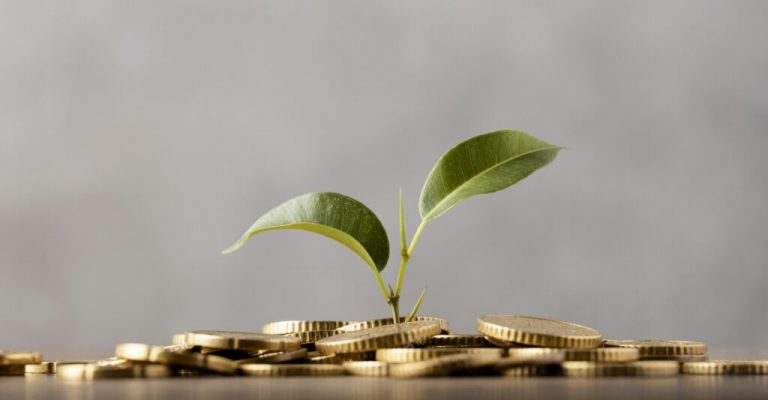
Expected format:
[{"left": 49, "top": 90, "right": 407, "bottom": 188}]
[{"left": 1, "top": 0, "right": 766, "bottom": 359}]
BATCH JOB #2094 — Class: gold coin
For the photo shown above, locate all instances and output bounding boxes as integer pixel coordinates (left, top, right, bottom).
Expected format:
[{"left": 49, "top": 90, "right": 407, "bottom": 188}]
[
  {"left": 646, "top": 354, "right": 708, "bottom": 363},
  {"left": 504, "top": 365, "right": 561, "bottom": 377},
  {"left": 262, "top": 320, "right": 354, "bottom": 334},
  {"left": 157, "top": 350, "right": 236, "bottom": 375},
  {"left": 338, "top": 317, "right": 450, "bottom": 334},
  {"left": 162, "top": 344, "right": 191, "bottom": 353},
  {"left": 57, "top": 363, "right": 173, "bottom": 379},
  {"left": 0, "top": 351, "right": 43, "bottom": 365},
  {"left": 197, "top": 348, "right": 259, "bottom": 359},
  {"left": 307, "top": 354, "right": 338, "bottom": 364},
  {"left": 603, "top": 340, "right": 707, "bottom": 357},
  {"left": 115, "top": 343, "right": 163, "bottom": 361},
  {"left": 483, "top": 336, "right": 527, "bottom": 348},
  {"left": 477, "top": 315, "right": 603, "bottom": 349},
  {"left": 376, "top": 348, "right": 505, "bottom": 363},
  {"left": 562, "top": 361, "right": 680, "bottom": 377},
  {"left": 27, "top": 359, "right": 99, "bottom": 374},
  {"left": 682, "top": 360, "right": 768, "bottom": 375},
  {"left": 239, "top": 363, "right": 346, "bottom": 376},
  {"left": 389, "top": 353, "right": 501, "bottom": 378},
  {"left": 115, "top": 343, "right": 237, "bottom": 375},
  {"left": 308, "top": 352, "right": 376, "bottom": 364},
  {"left": 184, "top": 330, "right": 301, "bottom": 351},
  {"left": 285, "top": 330, "right": 343, "bottom": 344},
  {"left": 316, "top": 321, "right": 442, "bottom": 355},
  {"left": 25, "top": 362, "right": 56, "bottom": 374},
  {"left": 236, "top": 348, "right": 308, "bottom": 364},
  {"left": 563, "top": 348, "right": 640, "bottom": 363},
  {"left": 506, "top": 348, "right": 566, "bottom": 362},
  {"left": 95, "top": 357, "right": 130, "bottom": 367},
  {"left": 425, "top": 334, "right": 493, "bottom": 348},
  {"left": 0, "top": 365, "right": 26, "bottom": 376},
  {"left": 54, "top": 359, "right": 98, "bottom": 366},
  {"left": 344, "top": 361, "right": 389, "bottom": 377},
  {"left": 171, "top": 334, "right": 191, "bottom": 347}
]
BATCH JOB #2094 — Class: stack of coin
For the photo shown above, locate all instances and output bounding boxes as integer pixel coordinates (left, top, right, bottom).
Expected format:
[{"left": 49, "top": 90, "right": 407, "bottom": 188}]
[
  {"left": 1, "top": 351, "right": 42, "bottom": 376},
  {"left": 682, "top": 360, "right": 768, "bottom": 375},
  {"left": 474, "top": 314, "right": 714, "bottom": 377},
  {"left": 115, "top": 343, "right": 238, "bottom": 375},
  {"left": 350, "top": 316, "right": 532, "bottom": 377},
  {"left": 562, "top": 361, "right": 681, "bottom": 377},
  {"left": 50, "top": 330, "right": 306, "bottom": 380},
  {"left": 11, "top": 313, "right": 768, "bottom": 379},
  {"left": 477, "top": 314, "right": 709, "bottom": 377},
  {"left": 337, "top": 317, "right": 451, "bottom": 334},
  {"left": 604, "top": 339, "right": 708, "bottom": 362},
  {"left": 476, "top": 314, "right": 607, "bottom": 377},
  {"left": 262, "top": 320, "right": 352, "bottom": 350},
  {"left": 389, "top": 353, "right": 502, "bottom": 377},
  {"left": 425, "top": 334, "right": 493, "bottom": 348},
  {"left": 317, "top": 321, "right": 441, "bottom": 353}
]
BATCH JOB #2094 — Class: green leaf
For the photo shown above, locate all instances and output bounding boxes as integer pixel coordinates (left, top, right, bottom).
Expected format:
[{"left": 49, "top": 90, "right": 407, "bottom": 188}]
[
  {"left": 419, "top": 130, "right": 561, "bottom": 221},
  {"left": 222, "top": 192, "right": 390, "bottom": 272}
]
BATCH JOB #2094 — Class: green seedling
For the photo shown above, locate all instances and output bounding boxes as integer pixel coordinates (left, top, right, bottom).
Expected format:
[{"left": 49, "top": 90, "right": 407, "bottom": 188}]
[{"left": 222, "top": 130, "right": 561, "bottom": 322}]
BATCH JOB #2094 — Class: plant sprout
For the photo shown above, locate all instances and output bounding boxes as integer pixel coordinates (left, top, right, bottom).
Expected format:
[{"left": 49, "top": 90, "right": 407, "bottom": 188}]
[{"left": 222, "top": 130, "right": 560, "bottom": 322}]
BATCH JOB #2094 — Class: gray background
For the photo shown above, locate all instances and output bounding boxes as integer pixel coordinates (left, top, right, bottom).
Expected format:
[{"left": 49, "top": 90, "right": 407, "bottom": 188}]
[{"left": 2, "top": 0, "right": 766, "bottom": 360}]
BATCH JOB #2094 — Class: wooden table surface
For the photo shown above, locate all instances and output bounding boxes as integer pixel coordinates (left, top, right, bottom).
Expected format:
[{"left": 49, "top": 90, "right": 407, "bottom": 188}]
[{"left": 4, "top": 375, "right": 768, "bottom": 400}]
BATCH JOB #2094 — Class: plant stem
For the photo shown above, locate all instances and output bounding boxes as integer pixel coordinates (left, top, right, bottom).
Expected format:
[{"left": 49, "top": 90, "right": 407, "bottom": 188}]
[
  {"left": 399, "top": 189, "right": 407, "bottom": 253},
  {"left": 387, "top": 193, "right": 428, "bottom": 325},
  {"left": 407, "top": 219, "right": 427, "bottom": 256},
  {"left": 394, "top": 219, "right": 427, "bottom": 297},
  {"left": 372, "top": 268, "right": 390, "bottom": 303},
  {"left": 389, "top": 296, "right": 400, "bottom": 323}
]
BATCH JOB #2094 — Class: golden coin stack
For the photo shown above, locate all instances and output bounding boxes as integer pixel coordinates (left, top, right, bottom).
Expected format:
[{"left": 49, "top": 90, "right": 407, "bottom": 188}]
[
  {"left": 262, "top": 320, "right": 352, "bottom": 350},
  {"left": 5, "top": 314, "right": 767, "bottom": 379},
  {"left": 477, "top": 314, "right": 615, "bottom": 377},
  {"left": 1, "top": 351, "right": 42, "bottom": 376}
]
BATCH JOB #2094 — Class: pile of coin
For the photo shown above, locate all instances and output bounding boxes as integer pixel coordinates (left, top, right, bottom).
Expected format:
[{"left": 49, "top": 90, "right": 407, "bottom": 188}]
[
  {"left": 1, "top": 351, "right": 42, "bottom": 376},
  {"left": 6, "top": 314, "right": 768, "bottom": 378}
]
